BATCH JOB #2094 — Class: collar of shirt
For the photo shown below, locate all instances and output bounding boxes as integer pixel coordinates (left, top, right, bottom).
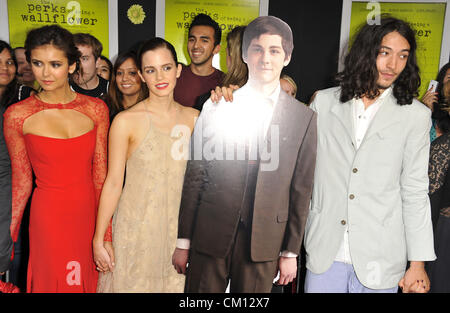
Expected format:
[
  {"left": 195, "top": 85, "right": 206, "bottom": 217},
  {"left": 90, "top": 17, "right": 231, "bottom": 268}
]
[
  {"left": 240, "top": 82, "right": 281, "bottom": 112},
  {"left": 352, "top": 87, "right": 392, "bottom": 149},
  {"left": 232, "top": 82, "right": 281, "bottom": 143},
  {"left": 353, "top": 86, "right": 392, "bottom": 111},
  {"left": 352, "top": 86, "right": 392, "bottom": 120}
]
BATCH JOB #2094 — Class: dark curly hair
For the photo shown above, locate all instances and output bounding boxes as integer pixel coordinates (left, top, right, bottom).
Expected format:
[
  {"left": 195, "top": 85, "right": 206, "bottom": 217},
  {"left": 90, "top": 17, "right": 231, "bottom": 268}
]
[
  {"left": 189, "top": 13, "right": 222, "bottom": 47},
  {"left": 336, "top": 16, "right": 420, "bottom": 105},
  {"left": 25, "top": 25, "right": 81, "bottom": 68}
]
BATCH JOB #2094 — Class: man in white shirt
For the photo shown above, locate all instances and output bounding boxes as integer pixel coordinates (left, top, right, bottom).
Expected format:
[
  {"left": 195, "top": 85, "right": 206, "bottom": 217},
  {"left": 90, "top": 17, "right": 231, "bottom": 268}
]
[
  {"left": 304, "top": 16, "right": 436, "bottom": 293},
  {"left": 172, "top": 16, "right": 317, "bottom": 293}
]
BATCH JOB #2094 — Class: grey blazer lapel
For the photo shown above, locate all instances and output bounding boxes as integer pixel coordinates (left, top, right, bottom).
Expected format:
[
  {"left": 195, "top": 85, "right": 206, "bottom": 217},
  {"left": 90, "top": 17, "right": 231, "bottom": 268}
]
[
  {"left": 331, "top": 99, "right": 356, "bottom": 148},
  {"left": 264, "top": 90, "right": 288, "bottom": 141},
  {"left": 361, "top": 93, "right": 401, "bottom": 144},
  {"left": 255, "top": 91, "right": 290, "bottom": 184}
]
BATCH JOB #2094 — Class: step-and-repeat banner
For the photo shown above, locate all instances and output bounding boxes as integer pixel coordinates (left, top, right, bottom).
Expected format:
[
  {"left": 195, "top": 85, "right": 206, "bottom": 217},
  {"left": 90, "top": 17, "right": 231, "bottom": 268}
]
[
  {"left": 164, "top": 0, "right": 260, "bottom": 70},
  {"left": 7, "top": 0, "right": 110, "bottom": 57},
  {"left": 341, "top": 0, "right": 449, "bottom": 98}
]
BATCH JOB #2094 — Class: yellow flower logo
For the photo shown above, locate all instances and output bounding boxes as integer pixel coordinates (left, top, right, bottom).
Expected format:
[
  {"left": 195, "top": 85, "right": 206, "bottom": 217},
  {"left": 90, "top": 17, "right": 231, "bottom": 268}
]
[{"left": 127, "top": 4, "right": 146, "bottom": 25}]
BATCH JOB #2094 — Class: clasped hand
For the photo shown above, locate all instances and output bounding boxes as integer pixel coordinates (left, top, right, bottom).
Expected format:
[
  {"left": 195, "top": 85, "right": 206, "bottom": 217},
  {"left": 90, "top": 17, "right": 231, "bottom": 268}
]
[
  {"left": 398, "top": 262, "right": 430, "bottom": 293},
  {"left": 93, "top": 240, "right": 115, "bottom": 272}
]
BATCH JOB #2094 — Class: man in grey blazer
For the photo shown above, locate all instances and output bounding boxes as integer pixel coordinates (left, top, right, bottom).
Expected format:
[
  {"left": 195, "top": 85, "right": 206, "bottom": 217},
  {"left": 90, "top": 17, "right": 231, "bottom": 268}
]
[
  {"left": 304, "top": 17, "right": 436, "bottom": 293},
  {"left": 172, "top": 16, "right": 317, "bottom": 292}
]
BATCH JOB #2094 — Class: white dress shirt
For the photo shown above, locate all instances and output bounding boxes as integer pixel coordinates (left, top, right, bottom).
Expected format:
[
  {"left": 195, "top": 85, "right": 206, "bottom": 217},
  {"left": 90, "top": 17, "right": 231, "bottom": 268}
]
[{"left": 334, "top": 87, "right": 393, "bottom": 264}]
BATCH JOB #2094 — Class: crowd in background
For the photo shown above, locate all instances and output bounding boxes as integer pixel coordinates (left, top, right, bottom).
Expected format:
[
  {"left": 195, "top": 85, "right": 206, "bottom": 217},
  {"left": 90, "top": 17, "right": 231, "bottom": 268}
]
[{"left": 0, "top": 11, "right": 449, "bottom": 294}]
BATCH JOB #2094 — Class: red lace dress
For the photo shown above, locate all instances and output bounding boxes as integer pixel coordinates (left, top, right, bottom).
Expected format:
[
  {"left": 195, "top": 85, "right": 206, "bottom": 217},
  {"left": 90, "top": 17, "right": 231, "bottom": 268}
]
[{"left": 3, "top": 93, "right": 110, "bottom": 293}]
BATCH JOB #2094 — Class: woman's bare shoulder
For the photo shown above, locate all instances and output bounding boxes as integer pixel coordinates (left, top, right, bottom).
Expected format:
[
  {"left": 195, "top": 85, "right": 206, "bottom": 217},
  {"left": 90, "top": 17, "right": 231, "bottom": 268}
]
[
  {"left": 111, "top": 104, "right": 147, "bottom": 129},
  {"left": 177, "top": 102, "right": 199, "bottom": 118}
]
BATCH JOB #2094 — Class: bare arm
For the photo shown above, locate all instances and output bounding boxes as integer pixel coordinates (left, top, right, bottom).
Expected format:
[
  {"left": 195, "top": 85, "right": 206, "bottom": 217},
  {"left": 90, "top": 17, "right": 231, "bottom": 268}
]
[
  {"left": 93, "top": 114, "right": 130, "bottom": 271},
  {"left": 172, "top": 108, "right": 203, "bottom": 274},
  {"left": 420, "top": 87, "right": 438, "bottom": 111}
]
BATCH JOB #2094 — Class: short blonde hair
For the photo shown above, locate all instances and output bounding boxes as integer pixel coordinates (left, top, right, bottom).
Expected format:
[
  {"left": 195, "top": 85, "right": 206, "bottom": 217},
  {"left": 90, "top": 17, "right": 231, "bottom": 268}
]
[{"left": 280, "top": 74, "right": 297, "bottom": 97}]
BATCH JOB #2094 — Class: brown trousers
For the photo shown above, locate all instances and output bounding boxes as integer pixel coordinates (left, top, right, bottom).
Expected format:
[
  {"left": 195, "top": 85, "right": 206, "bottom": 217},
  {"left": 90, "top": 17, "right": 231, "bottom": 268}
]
[{"left": 185, "top": 222, "right": 278, "bottom": 293}]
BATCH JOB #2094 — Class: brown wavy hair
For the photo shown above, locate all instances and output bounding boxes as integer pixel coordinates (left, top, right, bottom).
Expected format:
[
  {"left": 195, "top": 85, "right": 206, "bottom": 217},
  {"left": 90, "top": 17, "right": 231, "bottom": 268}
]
[
  {"left": 222, "top": 26, "right": 248, "bottom": 88},
  {"left": 242, "top": 16, "right": 293, "bottom": 61}
]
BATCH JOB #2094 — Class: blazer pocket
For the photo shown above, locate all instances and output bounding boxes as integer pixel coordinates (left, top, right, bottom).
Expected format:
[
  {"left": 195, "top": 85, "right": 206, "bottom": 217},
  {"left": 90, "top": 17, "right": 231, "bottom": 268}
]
[
  {"left": 277, "top": 211, "right": 289, "bottom": 223},
  {"left": 376, "top": 126, "right": 401, "bottom": 140},
  {"left": 376, "top": 132, "right": 388, "bottom": 140}
]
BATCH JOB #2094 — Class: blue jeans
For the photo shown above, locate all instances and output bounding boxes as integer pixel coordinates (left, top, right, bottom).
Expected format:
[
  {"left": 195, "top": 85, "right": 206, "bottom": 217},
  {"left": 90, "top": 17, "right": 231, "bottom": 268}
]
[{"left": 305, "top": 261, "right": 398, "bottom": 293}]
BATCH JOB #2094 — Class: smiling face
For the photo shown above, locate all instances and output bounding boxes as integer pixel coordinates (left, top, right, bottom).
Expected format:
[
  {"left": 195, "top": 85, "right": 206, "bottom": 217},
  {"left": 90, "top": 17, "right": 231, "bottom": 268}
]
[
  {"left": 0, "top": 48, "right": 16, "bottom": 89},
  {"left": 375, "top": 31, "right": 410, "bottom": 90},
  {"left": 30, "top": 44, "right": 76, "bottom": 92},
  {"left": 116, "top": 57, "right": 141, "bottom": 97},
  {"left": 139, "top": 47, "right": 181, "bottom": 98},
  {"left": 244, "top": 34, "right": 290, "bottom": 87},
  {"left": 187, "top": 25, "right": 220, "bottom": 66}
]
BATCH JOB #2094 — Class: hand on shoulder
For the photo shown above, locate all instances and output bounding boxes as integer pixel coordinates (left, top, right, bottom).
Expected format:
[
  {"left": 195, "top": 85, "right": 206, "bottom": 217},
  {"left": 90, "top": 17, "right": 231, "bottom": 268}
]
[{"left": 210, "top": 85, "right": 239, "bottom": 103}]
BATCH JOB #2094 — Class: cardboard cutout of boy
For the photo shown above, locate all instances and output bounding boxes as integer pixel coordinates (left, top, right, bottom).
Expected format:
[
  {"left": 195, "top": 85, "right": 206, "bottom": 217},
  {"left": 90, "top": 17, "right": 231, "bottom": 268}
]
[{"left": 172, "top": 15, "right": 317, "bottom": 293}]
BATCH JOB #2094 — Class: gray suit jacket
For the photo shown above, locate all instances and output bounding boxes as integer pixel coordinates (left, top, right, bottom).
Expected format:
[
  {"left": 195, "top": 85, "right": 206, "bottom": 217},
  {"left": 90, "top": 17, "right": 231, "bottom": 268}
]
[
  {"left": 178, "top": 88, "right": 317, "bottom": 262},
  {"left": 304, "top": 87, "right": 436, "bottom": 289}
]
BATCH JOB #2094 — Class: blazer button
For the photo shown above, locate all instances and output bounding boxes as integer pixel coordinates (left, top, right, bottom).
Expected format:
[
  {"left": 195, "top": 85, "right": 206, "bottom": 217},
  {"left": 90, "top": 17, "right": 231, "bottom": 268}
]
[
  {"left": 341, "top": 220, "right": 346, "bottom": 225},
  {"left": 352, "top": 168, "right": 358, "bottom": 173},
  {"left": 349, "top": 194, "right": 355, "bottom": 200}
]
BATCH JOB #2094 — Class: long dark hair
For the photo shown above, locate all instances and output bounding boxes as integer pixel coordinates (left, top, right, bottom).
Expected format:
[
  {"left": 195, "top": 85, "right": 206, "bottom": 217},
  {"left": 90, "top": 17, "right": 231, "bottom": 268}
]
[
  {"left": 336, "top": 16, "right": 420, "bottom": 105},
  {"left": 106, "top": 51, "right": 148, "bottom": 115},
  {"left": 0, "top": 40, "right": 19, "bottom": 108},
  {"left": 433, "top": 106, "right": 450, "bottom": 135}
]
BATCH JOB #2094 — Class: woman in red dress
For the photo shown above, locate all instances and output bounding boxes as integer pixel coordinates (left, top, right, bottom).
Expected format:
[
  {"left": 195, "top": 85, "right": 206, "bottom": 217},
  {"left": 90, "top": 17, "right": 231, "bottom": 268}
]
[{"left": 3, "top": 25, "right": 109, "bottom": 292}]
